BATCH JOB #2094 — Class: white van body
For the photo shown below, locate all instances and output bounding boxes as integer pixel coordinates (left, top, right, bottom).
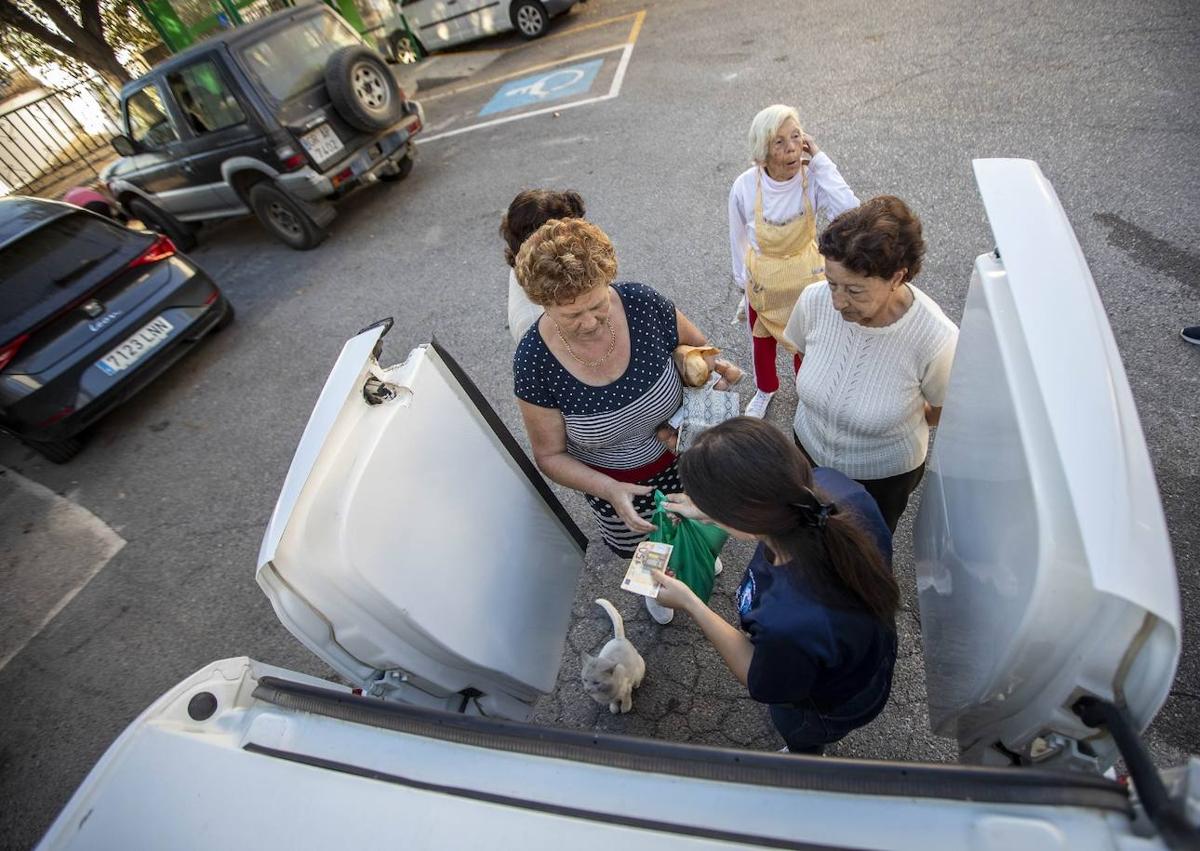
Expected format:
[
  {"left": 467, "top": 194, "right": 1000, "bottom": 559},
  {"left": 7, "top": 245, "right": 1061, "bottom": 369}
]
[{"left": 36, "top": 160, "right": 1189, "bottom": 849}]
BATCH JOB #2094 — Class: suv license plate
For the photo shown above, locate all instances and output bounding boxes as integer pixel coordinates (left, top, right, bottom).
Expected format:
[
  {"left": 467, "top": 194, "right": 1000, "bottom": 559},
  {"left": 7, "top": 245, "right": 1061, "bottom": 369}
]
[
  {"left": 300, "top": 125, "right": 343, "bottom": 162},
  {"left": 96, "top": 316, "right": 174, "bottom": 376}
]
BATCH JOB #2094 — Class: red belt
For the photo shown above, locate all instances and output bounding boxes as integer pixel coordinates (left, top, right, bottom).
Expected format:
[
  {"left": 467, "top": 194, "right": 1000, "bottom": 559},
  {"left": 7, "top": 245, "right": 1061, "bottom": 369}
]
[{"left": 587, "top": 450, "right": 676, "bottom": 484}]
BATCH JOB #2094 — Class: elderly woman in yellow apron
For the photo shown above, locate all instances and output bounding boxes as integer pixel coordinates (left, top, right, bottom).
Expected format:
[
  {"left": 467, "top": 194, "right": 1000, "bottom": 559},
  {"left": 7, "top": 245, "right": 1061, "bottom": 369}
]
[{"left": 729, "top": 105, "right": 859, "bottom": 418}]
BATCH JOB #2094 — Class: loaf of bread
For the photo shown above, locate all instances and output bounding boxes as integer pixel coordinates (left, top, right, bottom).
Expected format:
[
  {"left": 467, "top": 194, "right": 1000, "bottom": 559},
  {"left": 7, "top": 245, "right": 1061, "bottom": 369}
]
[{"left": 673, "top": 345, "right": 721, "bottom": 387}]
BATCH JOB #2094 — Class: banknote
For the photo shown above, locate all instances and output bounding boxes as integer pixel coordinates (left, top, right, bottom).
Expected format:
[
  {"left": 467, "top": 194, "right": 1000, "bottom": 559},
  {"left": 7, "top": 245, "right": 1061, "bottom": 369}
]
[{"left": 621, "top": 541, "right": 673, "bottom": 598}]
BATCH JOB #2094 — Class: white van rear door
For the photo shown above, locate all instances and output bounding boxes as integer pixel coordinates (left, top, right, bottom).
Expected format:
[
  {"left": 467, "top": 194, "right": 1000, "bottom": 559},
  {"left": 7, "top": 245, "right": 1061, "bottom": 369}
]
[
  {"left": 256, "top": 322, "right": 586, "bottom": 720},
  {"left": 913, "top": 159, "right": 1181, "bottom": 769}
]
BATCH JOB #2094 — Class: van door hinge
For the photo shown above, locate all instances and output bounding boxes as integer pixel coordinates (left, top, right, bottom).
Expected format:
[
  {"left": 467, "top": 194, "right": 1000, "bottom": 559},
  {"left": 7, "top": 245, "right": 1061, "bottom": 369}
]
[{"left": 367, "top": 668, "right": 411, "bottom": 698}]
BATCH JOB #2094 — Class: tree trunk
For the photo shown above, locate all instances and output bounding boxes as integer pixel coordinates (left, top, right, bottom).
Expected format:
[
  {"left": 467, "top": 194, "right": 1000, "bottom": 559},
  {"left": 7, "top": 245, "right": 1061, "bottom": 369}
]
[
  {"left": 0, "top": 0, "right": 133, "bottom": 87},
  {"left": 93, "top": 66, "right": 129, "bottom": 91},
  {"left": 92, "top": 57, "right": 132, "bottom": 89},
  {"left": 68, "top": 28, "right": 133, "bottom": 87}
]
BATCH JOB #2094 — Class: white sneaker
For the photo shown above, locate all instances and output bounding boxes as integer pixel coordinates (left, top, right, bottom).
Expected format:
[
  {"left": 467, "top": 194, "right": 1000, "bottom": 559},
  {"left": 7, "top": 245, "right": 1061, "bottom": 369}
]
[
  {"left": 744, "top": 390, "right": 774, "bottom": 418},
  {"left": 713, "top": 556, "right": 723, "bottom": 576},
  {"left": 645, "top": 594, "right": 675, "bottom": 624}
]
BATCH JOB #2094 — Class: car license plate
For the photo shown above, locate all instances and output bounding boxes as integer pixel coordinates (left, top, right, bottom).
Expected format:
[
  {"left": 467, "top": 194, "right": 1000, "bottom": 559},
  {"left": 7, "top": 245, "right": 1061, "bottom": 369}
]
[
  {"left": 96, "top": 316, "right": 174, "bottom": 376},
  {"left": 300, "top": 124, "right": 343, "bottom": 163}
]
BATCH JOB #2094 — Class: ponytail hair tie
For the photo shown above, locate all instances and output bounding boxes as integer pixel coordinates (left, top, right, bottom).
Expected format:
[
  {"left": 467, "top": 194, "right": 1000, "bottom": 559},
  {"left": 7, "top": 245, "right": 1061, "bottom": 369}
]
[
  {"left": 792, "top": 500, "right": 839, "bottom": 530},
  {"left": 813, "top": 501, "right": 839, "bottom": 529}
]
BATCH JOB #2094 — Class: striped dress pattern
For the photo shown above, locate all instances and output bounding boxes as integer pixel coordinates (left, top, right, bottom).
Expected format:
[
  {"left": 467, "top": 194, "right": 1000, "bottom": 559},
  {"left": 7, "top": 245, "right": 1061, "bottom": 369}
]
[{"left": 514, "top": 282, "right": 684, "bottom": 556}]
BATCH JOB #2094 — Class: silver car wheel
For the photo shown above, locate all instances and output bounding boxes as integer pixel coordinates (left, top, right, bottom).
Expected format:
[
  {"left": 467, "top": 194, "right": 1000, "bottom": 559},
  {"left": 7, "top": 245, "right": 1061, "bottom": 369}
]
[
  {"left": 516, "top": 5, "right": 544, "bottom": 36},
  {"left": 351, "top": 62, "right": 390, "bottom": 112}
]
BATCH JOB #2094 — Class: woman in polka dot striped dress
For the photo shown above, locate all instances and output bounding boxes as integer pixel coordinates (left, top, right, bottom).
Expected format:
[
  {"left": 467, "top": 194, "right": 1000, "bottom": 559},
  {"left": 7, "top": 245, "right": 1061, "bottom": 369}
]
[{"left": 513, "top": 219, "right": 716, "bottom": 623}]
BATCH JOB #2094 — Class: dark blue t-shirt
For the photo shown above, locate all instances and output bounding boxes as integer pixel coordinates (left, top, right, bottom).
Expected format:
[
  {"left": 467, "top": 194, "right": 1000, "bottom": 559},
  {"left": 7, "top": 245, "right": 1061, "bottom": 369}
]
[{"left": 736, "top": 467, "right": 896, "bottom": 708}]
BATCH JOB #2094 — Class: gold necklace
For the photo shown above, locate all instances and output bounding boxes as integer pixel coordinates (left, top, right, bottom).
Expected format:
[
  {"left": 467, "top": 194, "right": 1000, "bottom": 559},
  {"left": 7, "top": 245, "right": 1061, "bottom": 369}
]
[{"left": 556, "top": 317, "right": 617, "bottom": 368}]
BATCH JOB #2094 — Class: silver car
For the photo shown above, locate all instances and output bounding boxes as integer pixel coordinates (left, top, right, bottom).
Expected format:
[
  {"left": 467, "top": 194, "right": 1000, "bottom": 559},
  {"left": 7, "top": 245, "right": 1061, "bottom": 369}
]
[{"left": 402, "top": 0, "right": 579, "bottom": 51}]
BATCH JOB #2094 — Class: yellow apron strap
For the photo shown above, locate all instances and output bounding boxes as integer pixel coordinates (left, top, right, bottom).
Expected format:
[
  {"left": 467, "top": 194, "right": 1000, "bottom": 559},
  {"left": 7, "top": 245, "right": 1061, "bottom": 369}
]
[{"left": 745, "top": 165, "right": 824, "bottom": 344}]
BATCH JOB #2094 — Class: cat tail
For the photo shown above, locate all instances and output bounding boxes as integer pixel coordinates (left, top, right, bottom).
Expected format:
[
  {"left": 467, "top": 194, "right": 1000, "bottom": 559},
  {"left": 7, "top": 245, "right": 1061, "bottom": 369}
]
[{"left": 594, "top": 598, "right": 625, "bottom": 640}]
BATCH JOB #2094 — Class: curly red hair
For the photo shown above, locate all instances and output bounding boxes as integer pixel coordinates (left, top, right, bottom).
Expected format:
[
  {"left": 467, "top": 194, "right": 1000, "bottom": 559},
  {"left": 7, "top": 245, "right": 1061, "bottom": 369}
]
[{"left": 515, "top": 218, "right": 618, "bottom": 306}]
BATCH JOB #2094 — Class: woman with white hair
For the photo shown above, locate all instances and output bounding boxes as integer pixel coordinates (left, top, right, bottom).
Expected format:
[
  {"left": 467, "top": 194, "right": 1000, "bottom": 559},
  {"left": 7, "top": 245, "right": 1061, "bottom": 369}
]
[{"left": 729, "top": 105, "right": 859, "bottom": 418}]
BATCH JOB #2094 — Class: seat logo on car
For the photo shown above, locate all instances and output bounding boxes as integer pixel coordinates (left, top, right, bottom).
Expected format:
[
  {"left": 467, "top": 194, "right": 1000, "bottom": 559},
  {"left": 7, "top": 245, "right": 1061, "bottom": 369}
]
[{"left": 88, "top": 310, "right": 123, "bottom": 333}]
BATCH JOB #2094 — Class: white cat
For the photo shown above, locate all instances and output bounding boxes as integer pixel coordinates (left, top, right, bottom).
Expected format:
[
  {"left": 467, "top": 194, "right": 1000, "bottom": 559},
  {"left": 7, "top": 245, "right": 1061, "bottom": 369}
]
[{"left": 581, "top": 598, "right": 646, "bottom": 714}]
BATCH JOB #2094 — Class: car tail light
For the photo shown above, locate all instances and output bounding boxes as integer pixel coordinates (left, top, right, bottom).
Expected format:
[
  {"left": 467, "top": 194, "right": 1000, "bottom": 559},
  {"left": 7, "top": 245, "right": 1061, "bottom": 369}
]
[
  {"left": 330, "top": 167, "right": 354, "bottom": 189},
  {"left": 129, "top": 234, "right": 176, "bottom": 268},
  {"left": 0, "top": 334, "right": 29, "bottom": 371},
  {"left": 276, "top": 145, "right": 306, "bottom": 171}
]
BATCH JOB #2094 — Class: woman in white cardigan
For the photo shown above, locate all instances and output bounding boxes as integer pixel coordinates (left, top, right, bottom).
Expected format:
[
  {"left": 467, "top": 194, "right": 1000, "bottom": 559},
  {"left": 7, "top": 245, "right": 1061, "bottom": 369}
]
[{"left": 783, "top": 196, "right": 958, "bottom": 532}]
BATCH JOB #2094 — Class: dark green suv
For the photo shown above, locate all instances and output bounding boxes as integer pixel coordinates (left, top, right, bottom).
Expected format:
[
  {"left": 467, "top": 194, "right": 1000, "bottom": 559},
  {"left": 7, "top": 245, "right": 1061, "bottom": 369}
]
[{"left": 104, "top": 4, "right": 424, "bottom": 250}]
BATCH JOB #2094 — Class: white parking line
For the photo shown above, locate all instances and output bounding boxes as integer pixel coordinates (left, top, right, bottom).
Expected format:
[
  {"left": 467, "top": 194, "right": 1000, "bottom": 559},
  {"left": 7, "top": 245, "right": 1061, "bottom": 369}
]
[
  {"left": 0, "top": 467, "right": 126, "bottom": 671},
  {"left": 415, "top": 9, "right": 646, "bottom": 145}
]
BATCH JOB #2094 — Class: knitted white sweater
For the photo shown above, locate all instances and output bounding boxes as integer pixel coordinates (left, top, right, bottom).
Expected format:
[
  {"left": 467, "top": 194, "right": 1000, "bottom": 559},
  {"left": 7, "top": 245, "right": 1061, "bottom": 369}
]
[{"left": 784, "top": 282, "right": 959, "bottom": 479}]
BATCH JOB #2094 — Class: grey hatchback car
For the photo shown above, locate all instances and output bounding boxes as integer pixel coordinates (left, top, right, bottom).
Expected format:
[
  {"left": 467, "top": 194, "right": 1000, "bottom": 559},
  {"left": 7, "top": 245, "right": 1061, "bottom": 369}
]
[{"left": 0, "top": 197, "right": 232, "bottom": 462}]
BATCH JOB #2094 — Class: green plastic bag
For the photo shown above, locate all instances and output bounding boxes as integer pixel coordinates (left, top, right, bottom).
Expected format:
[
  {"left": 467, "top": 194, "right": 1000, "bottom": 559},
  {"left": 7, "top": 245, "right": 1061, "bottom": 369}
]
[{"left": 647, "top": 490, "right": 728, "bottom": 603}]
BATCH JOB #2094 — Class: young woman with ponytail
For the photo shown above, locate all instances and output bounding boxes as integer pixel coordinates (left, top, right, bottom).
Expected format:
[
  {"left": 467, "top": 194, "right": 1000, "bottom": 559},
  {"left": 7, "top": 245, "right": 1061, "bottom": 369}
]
[{"left": 650, "top": 416, "right": 899, "bottom": 754}]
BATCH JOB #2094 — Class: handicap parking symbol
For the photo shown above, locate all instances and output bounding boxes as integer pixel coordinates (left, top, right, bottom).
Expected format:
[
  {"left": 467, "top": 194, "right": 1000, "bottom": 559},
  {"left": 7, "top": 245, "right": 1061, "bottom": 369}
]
[{"left": 479, "top": 59, "right": 604, "bottom": 117}]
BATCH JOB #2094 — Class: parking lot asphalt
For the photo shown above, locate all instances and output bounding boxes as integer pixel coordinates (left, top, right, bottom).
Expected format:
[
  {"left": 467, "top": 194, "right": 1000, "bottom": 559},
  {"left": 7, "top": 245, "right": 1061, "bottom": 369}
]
[{"left": 2, "top": 0, "right": 1198, "bottom": 845}]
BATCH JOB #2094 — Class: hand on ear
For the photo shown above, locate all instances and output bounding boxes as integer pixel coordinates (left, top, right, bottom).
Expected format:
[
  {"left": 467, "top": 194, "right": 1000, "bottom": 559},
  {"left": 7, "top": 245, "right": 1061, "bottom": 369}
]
[{"left": 801, "top": 132, "right": 821, "bottom": 160}]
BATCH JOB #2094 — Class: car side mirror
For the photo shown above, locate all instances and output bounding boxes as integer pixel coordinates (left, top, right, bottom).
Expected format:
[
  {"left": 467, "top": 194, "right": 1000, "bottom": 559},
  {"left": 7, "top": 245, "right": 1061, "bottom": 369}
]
[{"left": 111, "top": 135, "right": 137, "bottom": 156}]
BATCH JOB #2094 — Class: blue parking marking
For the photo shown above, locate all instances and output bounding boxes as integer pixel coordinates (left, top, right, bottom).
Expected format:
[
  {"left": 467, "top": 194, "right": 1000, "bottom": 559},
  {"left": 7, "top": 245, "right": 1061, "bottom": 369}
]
[{"left": 479, "top": 59, "right": 604, "bottom": 117}]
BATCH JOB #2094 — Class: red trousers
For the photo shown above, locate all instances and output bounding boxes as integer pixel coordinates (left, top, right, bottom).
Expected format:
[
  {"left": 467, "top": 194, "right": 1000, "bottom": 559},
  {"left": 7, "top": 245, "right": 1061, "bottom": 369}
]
[{"left": 747, "top": 304, "right": 802, "bottom": 393}]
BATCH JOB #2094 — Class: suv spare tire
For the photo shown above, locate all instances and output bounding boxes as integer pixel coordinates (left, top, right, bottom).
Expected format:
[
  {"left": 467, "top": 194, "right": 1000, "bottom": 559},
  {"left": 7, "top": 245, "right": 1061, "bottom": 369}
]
[{"left": 324, "top": 46, "right": 402, "bottom": 133}]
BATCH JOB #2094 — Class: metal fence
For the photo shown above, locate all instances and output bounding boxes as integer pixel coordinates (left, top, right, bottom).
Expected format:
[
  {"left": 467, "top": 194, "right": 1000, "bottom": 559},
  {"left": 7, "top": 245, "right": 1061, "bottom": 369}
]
[{"left": 0, "top": 77, "right": 123, "bottom": 198}]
